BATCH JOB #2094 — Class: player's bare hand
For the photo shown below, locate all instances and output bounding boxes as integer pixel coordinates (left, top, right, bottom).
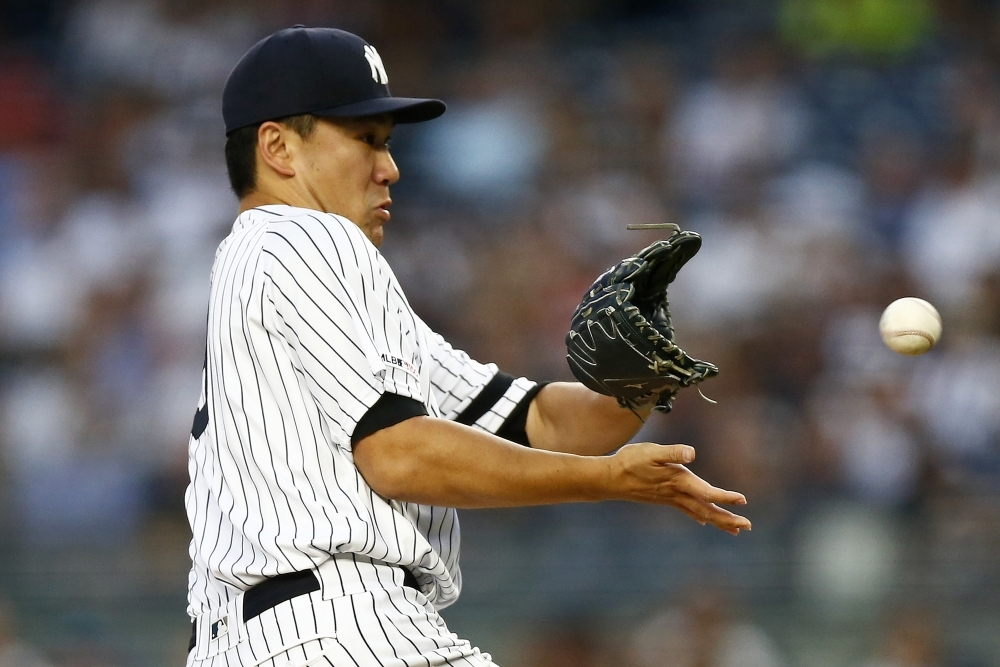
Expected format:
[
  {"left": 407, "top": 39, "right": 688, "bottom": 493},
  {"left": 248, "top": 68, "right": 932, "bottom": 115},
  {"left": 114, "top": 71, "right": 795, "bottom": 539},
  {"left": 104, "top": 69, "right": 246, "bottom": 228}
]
[{"left": 607, "top": 443, "right": 751, "bottom": 535}]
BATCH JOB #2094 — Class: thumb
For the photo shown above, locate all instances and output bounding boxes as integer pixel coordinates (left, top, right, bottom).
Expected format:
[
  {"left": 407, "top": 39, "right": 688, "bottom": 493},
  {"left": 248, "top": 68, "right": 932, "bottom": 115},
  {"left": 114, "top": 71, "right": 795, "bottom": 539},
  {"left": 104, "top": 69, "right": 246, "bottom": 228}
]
[{"left": 654, "top": 444, "right": 695, "bottom": 464}]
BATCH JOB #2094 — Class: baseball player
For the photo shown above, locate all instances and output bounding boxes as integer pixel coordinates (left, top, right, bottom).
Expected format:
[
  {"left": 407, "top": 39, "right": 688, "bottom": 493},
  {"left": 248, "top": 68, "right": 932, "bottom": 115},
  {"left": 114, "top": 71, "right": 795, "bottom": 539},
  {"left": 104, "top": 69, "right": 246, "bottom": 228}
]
[{"left": 185, "top": 26, "right": 751, "bottom": 667}]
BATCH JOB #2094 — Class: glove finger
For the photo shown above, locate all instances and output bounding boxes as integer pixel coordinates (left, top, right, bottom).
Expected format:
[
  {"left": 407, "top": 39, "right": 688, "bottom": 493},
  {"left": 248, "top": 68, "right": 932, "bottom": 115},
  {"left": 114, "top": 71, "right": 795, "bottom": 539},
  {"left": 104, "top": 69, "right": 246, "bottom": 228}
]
[
  {"left": 612, "top": 232, "right": 701, "bottom": 290},
  {"left": 631, "top": 232, "right": 702, "bottom": 296},
  {"left": 634, "top": 231, "right": 702, "bottom": 264},
  {"left": 677, "top": 357, "right": 720, "bottom": 385}
]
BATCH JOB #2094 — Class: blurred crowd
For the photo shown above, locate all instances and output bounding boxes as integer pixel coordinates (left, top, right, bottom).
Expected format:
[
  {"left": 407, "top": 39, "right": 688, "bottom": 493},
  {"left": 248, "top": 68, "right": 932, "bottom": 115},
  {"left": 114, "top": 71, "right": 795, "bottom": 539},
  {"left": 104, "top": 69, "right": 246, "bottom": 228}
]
[{"left": 0, "top": 0, "right": 999, "bottom": 665}]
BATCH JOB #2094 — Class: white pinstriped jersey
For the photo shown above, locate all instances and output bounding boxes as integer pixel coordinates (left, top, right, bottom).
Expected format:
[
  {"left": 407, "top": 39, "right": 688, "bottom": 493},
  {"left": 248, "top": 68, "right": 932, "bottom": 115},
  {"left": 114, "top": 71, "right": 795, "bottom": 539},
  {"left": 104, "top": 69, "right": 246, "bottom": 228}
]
[{"left": 185, "top": 204, "right": 536, "bottom": 619}]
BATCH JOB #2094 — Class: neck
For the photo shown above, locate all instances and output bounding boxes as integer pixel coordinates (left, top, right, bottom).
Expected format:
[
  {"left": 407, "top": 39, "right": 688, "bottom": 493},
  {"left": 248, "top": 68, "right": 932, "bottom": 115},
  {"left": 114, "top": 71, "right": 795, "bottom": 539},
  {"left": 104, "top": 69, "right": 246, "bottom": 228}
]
[
  {"left": 239, "top": 178, "right": 324, "bottom": 214},
  {"left": 238, "top": 191, "right": 290, "bottom": 214}
]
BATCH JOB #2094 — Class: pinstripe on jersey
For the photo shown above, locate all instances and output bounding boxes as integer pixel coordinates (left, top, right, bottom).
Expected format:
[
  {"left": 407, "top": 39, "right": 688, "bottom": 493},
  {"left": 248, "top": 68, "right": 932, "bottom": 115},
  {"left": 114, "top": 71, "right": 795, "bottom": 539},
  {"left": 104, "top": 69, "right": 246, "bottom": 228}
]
[{"left": 185, "top": 205, "right": 536, "bottom": 622}]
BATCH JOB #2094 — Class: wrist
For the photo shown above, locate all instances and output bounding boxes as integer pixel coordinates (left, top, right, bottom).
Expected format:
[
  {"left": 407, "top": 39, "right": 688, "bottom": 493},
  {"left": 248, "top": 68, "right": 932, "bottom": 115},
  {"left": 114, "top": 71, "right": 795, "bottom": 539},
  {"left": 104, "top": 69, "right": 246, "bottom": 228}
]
[{"left": 575, "top": 454, "right": 617, "bottom": 502}]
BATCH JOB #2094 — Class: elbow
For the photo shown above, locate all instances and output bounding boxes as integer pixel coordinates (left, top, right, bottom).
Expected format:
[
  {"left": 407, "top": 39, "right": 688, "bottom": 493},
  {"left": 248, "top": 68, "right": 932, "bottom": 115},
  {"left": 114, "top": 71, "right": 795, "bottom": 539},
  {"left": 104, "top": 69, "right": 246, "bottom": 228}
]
[{"left": 363, "top": 463, "right": 415, "bottom": 501}]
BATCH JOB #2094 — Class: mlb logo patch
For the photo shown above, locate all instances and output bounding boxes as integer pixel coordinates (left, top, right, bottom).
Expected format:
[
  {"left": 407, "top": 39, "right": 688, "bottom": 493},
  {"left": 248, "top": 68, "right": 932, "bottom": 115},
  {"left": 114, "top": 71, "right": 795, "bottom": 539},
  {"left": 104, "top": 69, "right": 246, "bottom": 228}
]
[{"left": 211, "top": 616, "right": 229, "bottom": 640}]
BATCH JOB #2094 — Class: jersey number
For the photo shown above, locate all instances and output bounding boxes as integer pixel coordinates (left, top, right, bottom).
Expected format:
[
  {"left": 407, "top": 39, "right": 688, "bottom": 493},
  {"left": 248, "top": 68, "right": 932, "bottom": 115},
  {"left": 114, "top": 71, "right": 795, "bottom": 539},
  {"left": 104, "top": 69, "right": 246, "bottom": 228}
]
[{"left": 191, "top": 354, "right": 208, "bottom": 438}]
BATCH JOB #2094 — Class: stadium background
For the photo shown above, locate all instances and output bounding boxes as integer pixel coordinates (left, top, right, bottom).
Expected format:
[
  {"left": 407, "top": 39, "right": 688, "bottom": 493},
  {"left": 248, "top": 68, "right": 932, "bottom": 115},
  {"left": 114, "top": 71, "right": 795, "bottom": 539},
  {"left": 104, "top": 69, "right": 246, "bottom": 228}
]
[{"left": 0, "top": 0, "right": 999, "bottom": 665}]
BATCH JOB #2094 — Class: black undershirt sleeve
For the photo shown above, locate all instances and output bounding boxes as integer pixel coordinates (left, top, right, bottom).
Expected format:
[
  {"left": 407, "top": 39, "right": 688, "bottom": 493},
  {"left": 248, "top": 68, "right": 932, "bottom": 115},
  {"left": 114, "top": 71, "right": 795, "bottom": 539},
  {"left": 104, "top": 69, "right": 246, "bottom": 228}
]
[
  {"left": 494, "top": 381, "right": 548, "bottom": 447},
  {"left": 454, "top": 372, "right": 550, "bottom": 447},
  {"left": 454, "top": 373, "right": 514, "bottom": 426},
  {"left": 352, "top": 375, "right": 550, "bottom": 448},
  {"left": 352, "top": 392, "right": 428, "bottom": 446}
]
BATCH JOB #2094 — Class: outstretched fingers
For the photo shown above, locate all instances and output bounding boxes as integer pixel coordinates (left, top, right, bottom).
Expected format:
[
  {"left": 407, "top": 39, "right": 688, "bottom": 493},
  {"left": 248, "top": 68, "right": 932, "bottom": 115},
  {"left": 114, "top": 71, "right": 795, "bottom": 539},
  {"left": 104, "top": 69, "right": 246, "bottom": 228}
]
[
  {"left": 674, "top": 495, "right": 752, "bottom": 534},
  {"left": 679, "top": 470, "right": 748, "bottom": 507},
  {"left": 617, "top": 444, "right": 752, "bottom": 534},
  {"left": 666, "top": 465, "right": 751, "bottom": 534}
]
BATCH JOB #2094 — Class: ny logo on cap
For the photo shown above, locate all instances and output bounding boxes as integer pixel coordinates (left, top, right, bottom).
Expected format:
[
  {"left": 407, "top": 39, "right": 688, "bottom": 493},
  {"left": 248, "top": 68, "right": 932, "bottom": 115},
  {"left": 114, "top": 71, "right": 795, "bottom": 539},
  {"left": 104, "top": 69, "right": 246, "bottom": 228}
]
[{"left": 364, "top": 45, "right": 389, "bottom": 85}]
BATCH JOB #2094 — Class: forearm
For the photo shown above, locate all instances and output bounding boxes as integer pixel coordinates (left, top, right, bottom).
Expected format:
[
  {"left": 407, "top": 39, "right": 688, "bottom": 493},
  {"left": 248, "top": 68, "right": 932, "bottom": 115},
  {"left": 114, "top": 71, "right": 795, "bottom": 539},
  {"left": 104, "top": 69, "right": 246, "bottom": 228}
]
[
  {"left": 525, "top": 382, "right": 649, "bottom": 456},
  {"left": 354, "top": 415, "right": 611, "bottom": 508},
  {"left": 354, "top": 415, "right": 751, "bottom": 533}
]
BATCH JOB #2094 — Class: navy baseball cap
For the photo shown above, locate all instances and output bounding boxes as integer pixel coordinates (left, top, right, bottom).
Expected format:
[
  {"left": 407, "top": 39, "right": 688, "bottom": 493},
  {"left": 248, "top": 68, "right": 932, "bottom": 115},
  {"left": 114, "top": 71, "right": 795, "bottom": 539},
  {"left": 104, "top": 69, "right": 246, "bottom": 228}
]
[{"left": 223, "top": 26, "right": 446, "bottom": 135}]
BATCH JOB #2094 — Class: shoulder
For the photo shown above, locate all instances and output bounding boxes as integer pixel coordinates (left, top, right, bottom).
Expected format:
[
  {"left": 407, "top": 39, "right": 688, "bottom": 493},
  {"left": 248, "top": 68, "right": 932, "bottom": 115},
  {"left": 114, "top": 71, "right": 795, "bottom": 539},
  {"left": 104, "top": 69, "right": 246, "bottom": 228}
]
[
  {"left": 256, "top": 206, "right": 372, "bottom": 266},
  {"left": 257, "top": 206, "right": 365, "bottom": 248},
  {"left": 255, "top": 207, "right": 390, "bottom": 294}
]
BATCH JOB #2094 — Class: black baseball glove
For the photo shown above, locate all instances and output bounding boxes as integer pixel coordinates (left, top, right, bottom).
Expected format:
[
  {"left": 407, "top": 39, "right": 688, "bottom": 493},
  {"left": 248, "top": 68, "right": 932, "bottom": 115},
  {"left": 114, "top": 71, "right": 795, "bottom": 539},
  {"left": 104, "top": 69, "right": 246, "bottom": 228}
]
[{"left": 565, "top": 231, "right": 718, "bottom": 413}]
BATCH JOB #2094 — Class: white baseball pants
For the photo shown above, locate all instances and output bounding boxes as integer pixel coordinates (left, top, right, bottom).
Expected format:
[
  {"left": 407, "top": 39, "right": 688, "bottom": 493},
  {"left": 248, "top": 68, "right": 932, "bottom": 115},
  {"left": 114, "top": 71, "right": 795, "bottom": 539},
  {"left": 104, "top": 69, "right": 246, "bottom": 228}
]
[{"left": 187, "top": 562, "right": 498, "bottom": 667}]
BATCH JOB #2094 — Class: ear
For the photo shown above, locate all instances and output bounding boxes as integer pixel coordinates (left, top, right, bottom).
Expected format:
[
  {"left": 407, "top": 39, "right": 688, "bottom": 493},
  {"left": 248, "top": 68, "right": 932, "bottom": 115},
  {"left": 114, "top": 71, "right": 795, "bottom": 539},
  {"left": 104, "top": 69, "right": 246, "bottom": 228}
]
[{"left": 257, "top": 121, "right": 297, "bottom": 178}]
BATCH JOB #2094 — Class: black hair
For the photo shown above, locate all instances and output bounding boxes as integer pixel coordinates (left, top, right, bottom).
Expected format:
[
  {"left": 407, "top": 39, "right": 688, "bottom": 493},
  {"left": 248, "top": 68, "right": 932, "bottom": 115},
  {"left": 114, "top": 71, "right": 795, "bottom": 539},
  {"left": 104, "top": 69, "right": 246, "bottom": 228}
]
[{"left": 224, "top": 114, "right": 318, "bottom": 199}]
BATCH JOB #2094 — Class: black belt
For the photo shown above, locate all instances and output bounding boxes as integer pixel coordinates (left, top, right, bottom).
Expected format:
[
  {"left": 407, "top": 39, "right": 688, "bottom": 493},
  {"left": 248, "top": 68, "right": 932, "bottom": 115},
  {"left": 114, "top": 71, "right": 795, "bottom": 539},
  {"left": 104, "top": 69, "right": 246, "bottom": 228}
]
[{"left": 189, "top": 567, "right": 419, "bottom": 652}]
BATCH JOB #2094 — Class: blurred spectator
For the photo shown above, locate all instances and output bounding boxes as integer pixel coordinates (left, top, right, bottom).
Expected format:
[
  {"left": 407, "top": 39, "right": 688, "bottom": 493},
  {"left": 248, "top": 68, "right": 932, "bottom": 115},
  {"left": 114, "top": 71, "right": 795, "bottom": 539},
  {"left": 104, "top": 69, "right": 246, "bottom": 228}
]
[
  {"left": 693, "top": 396, "right": 797, "bottom": 505},
  {"left": 63, "top": 0, "right": 259, "bottom": 100},
  {"left": 903, "top": 134, "right": 1000, "bottom": 311},
  {"left": 672, "top": 210, "right": 783, "bottom": 325},
  {"left": 0, "top": 368, "right": 79, "bottom": 470},
  {"left": 809, "top": 379, "right": 921, "bottom": 505},
  {"left": 942, "top": 57, "right": 1000, "bottom": 173},
  {"left": 58, "top": 91, "right": 156, "bottom": 292},
  {"left": 70, "top": 278, "right": 156, "bottom": 449},
  {"left": 862, "top": 605, "right": 942, "bottom": 667},
  {"left": 415, "top": 93, "right": 547, "bottom": 208},
  {"left": 908, "top": 316, "right": 1000, "bottom": 481},
  {"left": 769, "top": 162, "right": 865, "bottom": 246},
  {"left": 412, "top": 51, "right": 552, "bottom": 213},
  {"left": 11, "top": 451, "right": 146, "bottom": 545},
  {"left": 815, "top": 299, "right": 926, "bottom": 504},
  {"left": 0, "top": 219, "right": 85, "bottom": 351},
  {"left": 540, "top": 170, "right": 670, "bottom": 263},
  {"left": 626, "top": 590, "right": 786, "bottom": 667},
  {"left": 0, "top": 600, "right": 53, "bottom": 667},
  {"left": 50, "top": 643, "right": 121, "bottom": 667},
  {"left": 0, "top": 147, "right": 78, "bottom": 352},
  {"left": 860, "top": 129, "right": 927, "bottom": 256},
  {"left": 665, "top": 35, "right": 806, "bottom": 205},
  {"left": 0, "top": 54, "right": 63, "bottom": 151},
  {"left": 925, "top": 492, "right": 1000, "bottom": 600},
  {"left": 458, "top": 222, "right": 590, "bottom": 378},
  {"left": 672, "top": 188, "right": 821, "bottom": 329},
  {"left": 794, "top": 503, "right": 902, "bottom": 613},
  {"left": 517, "top": 622, "right": 604, "bottom": 667},
  {"left": 383, "top": 225, "right": 475, "bottom": 320}
]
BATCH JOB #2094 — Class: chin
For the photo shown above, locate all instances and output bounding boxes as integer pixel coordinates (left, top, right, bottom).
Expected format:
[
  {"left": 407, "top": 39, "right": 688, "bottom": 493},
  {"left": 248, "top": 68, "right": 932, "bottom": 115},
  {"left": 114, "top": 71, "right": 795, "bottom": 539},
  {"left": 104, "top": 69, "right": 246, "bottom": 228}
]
[{"left": 369, "top": 227, "right": 385, "bottom": 248}]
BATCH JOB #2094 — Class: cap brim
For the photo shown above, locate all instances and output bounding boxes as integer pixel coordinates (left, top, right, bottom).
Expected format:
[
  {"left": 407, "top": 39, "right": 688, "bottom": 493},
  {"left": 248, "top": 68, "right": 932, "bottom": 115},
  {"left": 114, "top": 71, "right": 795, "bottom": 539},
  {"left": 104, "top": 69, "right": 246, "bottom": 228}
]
[{"left": 314, "top": 97, "right": 446, "bottom": 124}]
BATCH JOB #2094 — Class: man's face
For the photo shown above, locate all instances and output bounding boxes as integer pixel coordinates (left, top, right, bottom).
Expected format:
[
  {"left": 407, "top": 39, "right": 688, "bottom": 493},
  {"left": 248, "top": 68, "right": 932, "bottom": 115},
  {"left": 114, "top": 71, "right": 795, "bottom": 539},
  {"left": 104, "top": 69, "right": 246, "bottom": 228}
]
[{"left": 295, "top": 115, "right": 399, "bottom": 247}]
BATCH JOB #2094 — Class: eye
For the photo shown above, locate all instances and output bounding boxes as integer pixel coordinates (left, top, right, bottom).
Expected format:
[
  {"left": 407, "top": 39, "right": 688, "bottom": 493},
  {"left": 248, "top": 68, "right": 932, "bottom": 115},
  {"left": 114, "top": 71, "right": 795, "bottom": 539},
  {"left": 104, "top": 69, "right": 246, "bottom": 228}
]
[
  {"left": 358, "top": 127, "right": 393, "bottom": 150},
  {"left": 359, "top": 133, "right": 392, "bottom": 150}
]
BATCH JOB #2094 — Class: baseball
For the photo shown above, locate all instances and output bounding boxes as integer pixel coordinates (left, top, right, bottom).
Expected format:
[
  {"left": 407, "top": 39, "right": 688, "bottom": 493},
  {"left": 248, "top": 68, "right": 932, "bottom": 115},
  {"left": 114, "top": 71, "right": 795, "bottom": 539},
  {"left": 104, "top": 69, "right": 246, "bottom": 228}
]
[{"left": 878, "top": 297, "right": 942, "bottom": 355}]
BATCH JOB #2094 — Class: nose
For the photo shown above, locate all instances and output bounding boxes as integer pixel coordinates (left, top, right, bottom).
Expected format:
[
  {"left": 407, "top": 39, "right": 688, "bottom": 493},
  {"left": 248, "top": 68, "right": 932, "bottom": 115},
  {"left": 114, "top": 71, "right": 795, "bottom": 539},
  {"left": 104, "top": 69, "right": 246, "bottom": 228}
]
[{"left": 375, "top": 150, "right": 400, "bottom": 186}]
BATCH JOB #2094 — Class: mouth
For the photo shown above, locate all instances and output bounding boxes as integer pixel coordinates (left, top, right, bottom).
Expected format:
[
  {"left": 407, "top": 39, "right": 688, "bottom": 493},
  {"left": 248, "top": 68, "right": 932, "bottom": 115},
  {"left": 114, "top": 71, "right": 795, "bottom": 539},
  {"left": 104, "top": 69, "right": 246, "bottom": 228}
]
[{"left": 374, "top": 199, "right": 392, "bottom": 222}]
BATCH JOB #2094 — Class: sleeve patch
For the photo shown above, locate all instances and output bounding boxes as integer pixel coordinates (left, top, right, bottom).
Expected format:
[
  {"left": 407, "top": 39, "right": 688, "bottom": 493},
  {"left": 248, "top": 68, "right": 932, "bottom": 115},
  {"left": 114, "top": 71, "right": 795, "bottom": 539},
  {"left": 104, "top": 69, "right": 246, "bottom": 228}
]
[{"left": 380, "top": 353, "right": 420, "bottom": 380}]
